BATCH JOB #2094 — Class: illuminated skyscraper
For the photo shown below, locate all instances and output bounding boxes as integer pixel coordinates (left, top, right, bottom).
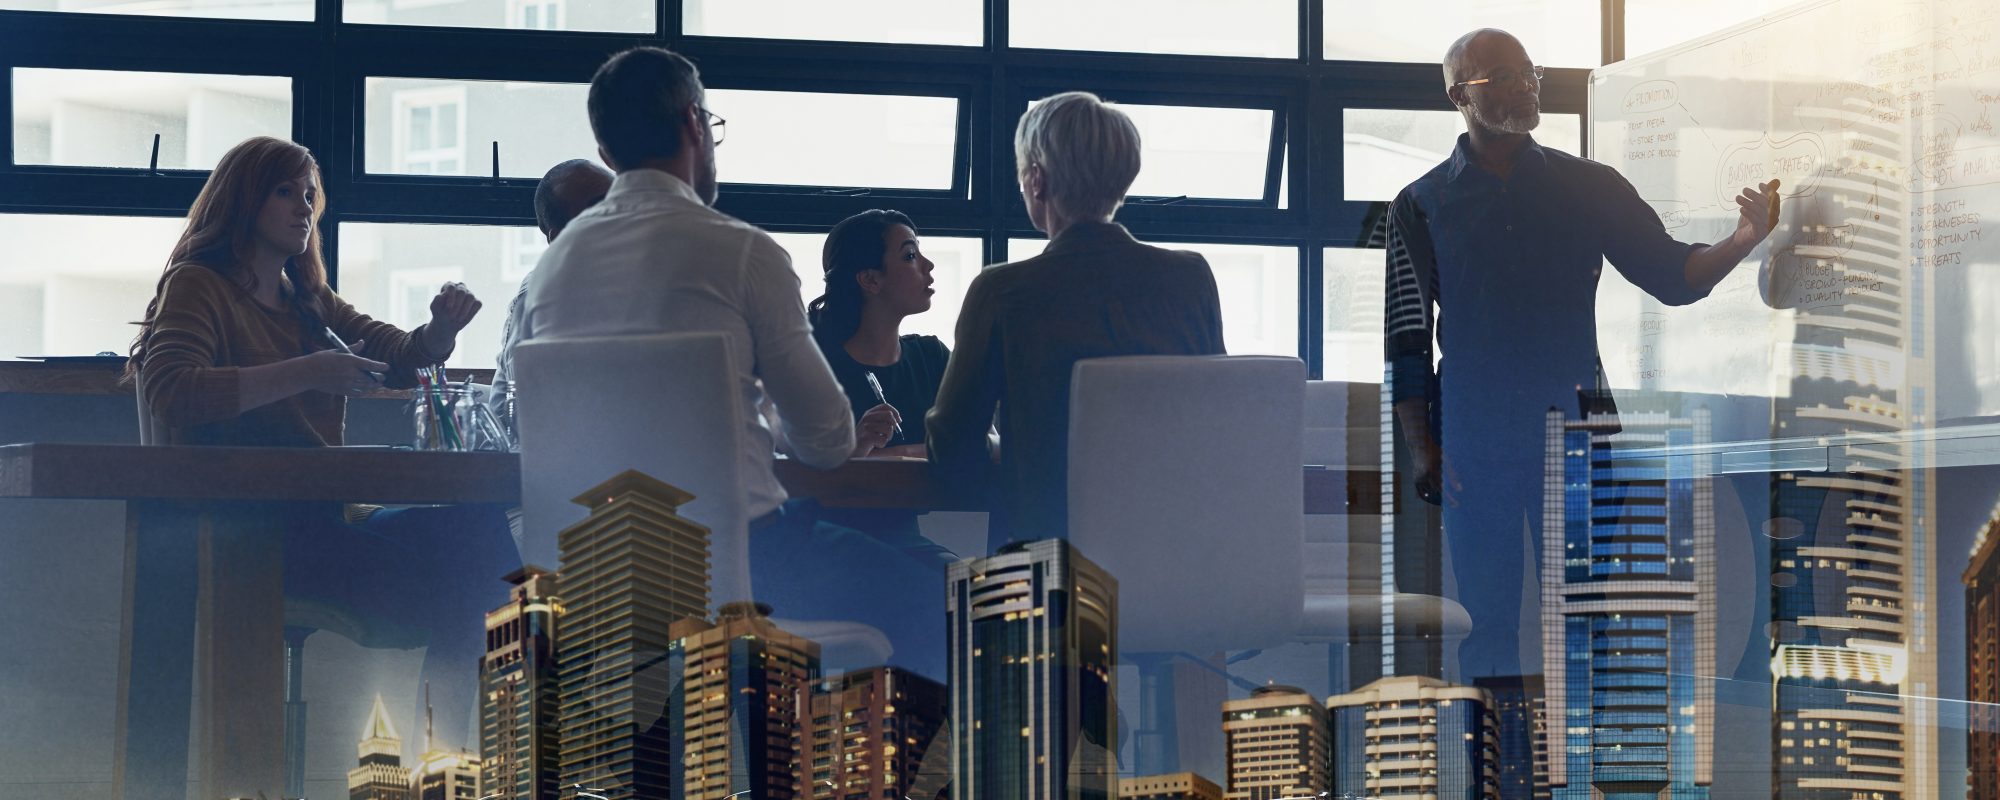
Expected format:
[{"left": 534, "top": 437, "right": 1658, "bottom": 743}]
[
  {"left": 1327, "top": 675, "right": 1499, "bottom": 800},
  {"left": 803, "top": 666, "right": 948, "bottom": 800},
  {"left": 1966, "top": 504, "right": 2000, "bottom": 800},
  {"left": 415, "top": 684, "right": 479, "bottom": 800},
  {"left": 1541, "top": 404, "right": 1713, "bottom": 799},
  {"left": 1474, "top": 675, "right": 1548, "bottom": 800},
  {"left": 669, "top": 601, "right": 820, "bottom": 800},
  {"left": 555, "top": 470, "right": 712, "bottom": 798},
  {"left": 1220, "top": 685, "right": 1328, "bottom": 800},
  {"left": 948, "top": 539, "right": 1119, "bottom": 800},
  {"left": 349, "top": 694, "right": 412, "bottom": 800},
  {"left": 480, "top": 565, "right": 562, "bottom": 800}
]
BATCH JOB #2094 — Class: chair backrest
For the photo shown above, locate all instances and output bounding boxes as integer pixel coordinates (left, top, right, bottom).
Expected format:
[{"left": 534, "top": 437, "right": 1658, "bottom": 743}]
[
  {"left": 1067, "top": 355, "right": 1304, "bottom": 652},
  {"left": 514, "top": 332, "right": 751, "bottom": 604},
  {"left": 134, "top": 370, "right": 168, "bottom": 446}
]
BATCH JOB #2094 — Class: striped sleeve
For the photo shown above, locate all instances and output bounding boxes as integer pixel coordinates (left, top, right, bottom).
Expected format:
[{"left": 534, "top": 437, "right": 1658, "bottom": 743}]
[{"left": 1383, "top": 193, "right": 1438, "bottom": 404}]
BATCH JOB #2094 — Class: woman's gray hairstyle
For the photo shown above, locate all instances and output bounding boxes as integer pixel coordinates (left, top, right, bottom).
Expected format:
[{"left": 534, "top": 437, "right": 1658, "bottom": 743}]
[{"left": 1014, "top": 91, "right": 1142, "bottom": 221}]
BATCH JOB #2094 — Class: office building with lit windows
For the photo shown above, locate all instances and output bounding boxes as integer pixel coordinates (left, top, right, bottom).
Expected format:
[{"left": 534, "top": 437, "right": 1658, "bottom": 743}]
[
  {"left": 554, "top": 470, "right": 712, "bottom": 798},
  {"left": 803, "top": 665, "right": 949, "bottom": 800},
  {"left": 948, "top": 539, "right": 1119, "bottom": 800},
  {"left": 669, "top": 601, "right": 821, "bottom": 800},
  {"left": 479, "top": 565, "right": 562, "bottom": 800},
  {"left": 1474, "top": 675, "right": 1548, "bottom": 800},
  {"left": 1327, "top": 675, "right": 1499, "bottom": 800},
  {"left": 1541, "top": 404, "right": 1714, "bottom": 799},
  {"left": 1220, "top": 685, "right": 1329, "bottom": 800}
]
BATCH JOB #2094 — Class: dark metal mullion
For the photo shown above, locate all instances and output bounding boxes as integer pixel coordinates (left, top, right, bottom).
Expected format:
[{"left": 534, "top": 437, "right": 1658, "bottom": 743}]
[
  {"left": 312, "top": 0, "right": 343, "bottom": 288},
  {"left": 983, "top": 0, "right": 1012, "bottom": 267},
  {"left": 1300, "top": 0, "right": 1327, "bottom": 378},
  {"left": 661, "top": 0, "right": 680, "bottom": 41}
]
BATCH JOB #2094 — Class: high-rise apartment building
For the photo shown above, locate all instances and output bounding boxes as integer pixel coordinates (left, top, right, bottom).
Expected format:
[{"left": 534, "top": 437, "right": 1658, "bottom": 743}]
[
  {"left": 1541, "top": 404, "right": 1714, "bottom": 799},
  {"left": 669, "top": 601, "right": 820, "bottom": 800},
  {"left": 1327, "top": 675, "right": 1499, "bottom": 800},
  {"left": 1767, "top": 206, "right": 1936, "bottom": 799},
  {"left": 1220, "top": 685, "right": 1329, "bottom": 800},
  {"left": 803, "top": 665, "right": 948, "bottom": 799},
  {"left": 1967, "top": 505, "right": 2000, "bottom": 800},
  {"left": 480, "top": 565, "right": 562, "bottom": 800},
  {"left": 1120, "top": 772, "right": 1223, "bottom": 800},
  {"left": 1474, "top": 675, "right": 1548, "bottom": 800},
  {"left": 554, "top": 470, "right": 712, "bottom": 798},
  {"left": 350, "top": 694, "right": 412, "bottom": 800},
  {"left": 948, "top": 539, "right": 1119, "bottom": 800}
]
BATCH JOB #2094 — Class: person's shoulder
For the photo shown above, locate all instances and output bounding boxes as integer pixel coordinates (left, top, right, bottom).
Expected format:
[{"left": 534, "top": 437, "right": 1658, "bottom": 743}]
[
  {"left": 1545, "top": 145, "right": 1616, "bottom": 179},
  {"left": 161, "top": 262, "right": 229, "bottom": 290},
  {"left": 901, "top": 333, "right": 950, "bottom": 359}
]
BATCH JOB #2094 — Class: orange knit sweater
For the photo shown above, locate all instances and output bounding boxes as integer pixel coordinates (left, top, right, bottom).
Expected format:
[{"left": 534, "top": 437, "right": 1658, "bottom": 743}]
[{"left": 138, "top": 263, "right": 450, "bottom": 447}]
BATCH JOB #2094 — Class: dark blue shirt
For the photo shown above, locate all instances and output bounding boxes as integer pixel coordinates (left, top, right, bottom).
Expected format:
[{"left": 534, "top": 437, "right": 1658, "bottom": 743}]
[{"left": 1386, "top": 133, "right": 1709, "bottom": 457}]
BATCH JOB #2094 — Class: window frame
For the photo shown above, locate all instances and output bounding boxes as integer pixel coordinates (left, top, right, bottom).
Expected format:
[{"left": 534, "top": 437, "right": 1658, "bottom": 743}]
[{"left": 0, "top": 0, "right": 1620, "bottom": 379}]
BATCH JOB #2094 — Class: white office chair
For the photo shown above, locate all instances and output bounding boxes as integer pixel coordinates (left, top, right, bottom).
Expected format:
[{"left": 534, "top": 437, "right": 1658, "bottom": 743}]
[
  {"left": 1068, "top": 355, "right": 1307, "bottom": 653},
  {"left": 514, "top": 332, "right": 753, "bottom": 605},
  {"left": 1066, "top": 355, "right": 1304, "bottom": 778}
]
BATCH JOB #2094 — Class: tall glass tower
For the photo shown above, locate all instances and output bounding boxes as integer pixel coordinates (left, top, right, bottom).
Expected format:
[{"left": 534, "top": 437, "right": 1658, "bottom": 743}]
[
  {"left": 1541, "top": 404, "right": 1714, "bottom": 800},
  {"left": 947, "top": 539, "right": 1118, "bottom": 800}
]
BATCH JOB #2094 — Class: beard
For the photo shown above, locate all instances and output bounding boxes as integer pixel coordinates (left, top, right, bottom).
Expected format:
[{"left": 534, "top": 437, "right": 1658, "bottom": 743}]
[
  {"left": 1474, "top": 103, "right": 1540, "bottom": 136},
  {"left": 695, "top": 149, "right": 720, "bottom": 206}
]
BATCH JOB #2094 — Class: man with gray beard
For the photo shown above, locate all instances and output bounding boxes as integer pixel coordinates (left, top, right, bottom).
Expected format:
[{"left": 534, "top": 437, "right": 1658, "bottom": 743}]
[{"left": 1383, "top": 28, "right": 1778, "bottom": 683}]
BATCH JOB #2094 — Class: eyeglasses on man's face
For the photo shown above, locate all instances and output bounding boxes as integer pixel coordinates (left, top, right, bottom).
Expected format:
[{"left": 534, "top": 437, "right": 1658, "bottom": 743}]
[
  {"left": 1452, "top": 64, "right": 1545, "bottom": 91},
  {"left": 697, "top": 106, "right": 727, "bottom": 145}
]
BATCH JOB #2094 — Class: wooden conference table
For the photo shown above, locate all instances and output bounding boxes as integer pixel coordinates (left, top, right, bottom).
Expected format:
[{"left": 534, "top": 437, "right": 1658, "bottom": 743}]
[{"left": 0, "top": 442, "right": 1378, "bottom": 800}]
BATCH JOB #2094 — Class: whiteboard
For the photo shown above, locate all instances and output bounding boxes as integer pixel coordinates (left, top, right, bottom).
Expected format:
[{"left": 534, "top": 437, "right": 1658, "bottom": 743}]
[{"left": 1590, "top": 0, "right": 2000, "bottom": 421}]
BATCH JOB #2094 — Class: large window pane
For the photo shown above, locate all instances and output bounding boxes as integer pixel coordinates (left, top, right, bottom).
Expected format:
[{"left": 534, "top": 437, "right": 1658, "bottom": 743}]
[
  {"left": 684, "top": 0, "right": 980, "bottom": 46},
  {"left": 1325, "top": 0, "right": 1600, "bottom": 67},
  {"left": 1120, "top": 104, "right": 1275, "bottom": 200},
  {"left": 0, "top": 214, "right": 183, "bottom": 358},
  {"left": 11, "top": 69, "right": 291, "bottom": 171},
  {"left": 1342, "top": 108, "right": 1580, "bottom": 201},
  {"left": 363, "top": 78, "right": 593, "bottom": 178},
  {"left": 337, "top": 223, "right": 537, "bottom": 370},
  {"left": 708, "top": 89, "right": 958, "bottom": 190},
  {"left": 1625, "top": 0, "right": 1783, "bottom": 58},
  {"left": 1010, "top": 239, "right": 1298, "bottom": 357},
  {"left": 1323, "top": 248, "right": 1386, "bottom": 384},
  {"left": 0, "top": 0, "right": 310, "bottom": 20},
  {"left": 768, "top": 232, "right": 986, "bottom": 348},
  {"left": 1011, "top": 0, "right": 1296, "bottom": 59},
  {"left": 343, "top": 0, "right": 650, "bottom": 33}
]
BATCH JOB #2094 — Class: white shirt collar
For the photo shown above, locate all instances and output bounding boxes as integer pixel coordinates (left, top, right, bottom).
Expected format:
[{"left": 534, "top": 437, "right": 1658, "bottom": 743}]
[{"left": 605, "top": 168, "right": 704, "bottom": 205}]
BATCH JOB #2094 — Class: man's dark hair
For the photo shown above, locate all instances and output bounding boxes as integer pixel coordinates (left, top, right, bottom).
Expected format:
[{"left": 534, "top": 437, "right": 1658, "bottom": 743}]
[
  {"left": 533, "top": 158, "right": 602, "bottom": 234},
  {"left": 588, "top": 46, "right": 704, "bottom": 169}
]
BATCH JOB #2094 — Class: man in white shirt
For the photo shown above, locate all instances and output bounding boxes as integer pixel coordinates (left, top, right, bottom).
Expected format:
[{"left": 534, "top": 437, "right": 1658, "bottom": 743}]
[
  {"left": 511, "top": 46, "right": 947, "bottom": 678},
  {"left": 514, "top": 48, "right": 855, "bottom": 515}
]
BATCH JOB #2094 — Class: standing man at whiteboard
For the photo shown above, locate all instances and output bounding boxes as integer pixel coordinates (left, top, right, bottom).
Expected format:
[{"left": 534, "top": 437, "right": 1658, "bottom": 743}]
[{"left": 1385, "top": 27, "right": 1778, "bottom": 682}]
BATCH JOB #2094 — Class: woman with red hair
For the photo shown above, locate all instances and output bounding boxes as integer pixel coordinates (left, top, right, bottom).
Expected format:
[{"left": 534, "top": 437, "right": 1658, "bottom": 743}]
[
  {"left": 127, "top": 135, "right": 511, "bottom": 752},
  {"left": 130, "top": 135, "right": 479, "bottom": 444}
]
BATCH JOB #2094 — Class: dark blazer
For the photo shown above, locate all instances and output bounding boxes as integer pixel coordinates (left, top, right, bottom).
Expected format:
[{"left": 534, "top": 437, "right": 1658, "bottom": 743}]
[{"left": 926, "top": 221, "right": 1226, "bottom": 548}]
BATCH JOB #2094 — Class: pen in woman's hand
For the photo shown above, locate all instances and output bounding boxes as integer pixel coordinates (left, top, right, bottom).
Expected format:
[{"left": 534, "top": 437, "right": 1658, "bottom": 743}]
[{"left": 863, "top": 372, "right": 903, "bottom": 438}]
